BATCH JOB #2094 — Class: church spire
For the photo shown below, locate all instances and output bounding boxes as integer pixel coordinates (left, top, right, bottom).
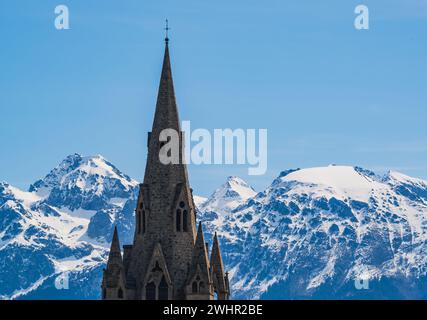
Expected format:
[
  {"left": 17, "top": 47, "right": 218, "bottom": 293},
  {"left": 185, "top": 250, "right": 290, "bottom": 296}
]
[
  {"left": 210, "top": 232, "right": 229, "bottom": 299},
  {"left": 188, "top": 223, "right": 211, "bottom": 280},
  {"left": 191, "top": 222, "right": 210, "bottom": 272},
  {"left": 185, "top": 222, "right": 213, "bottom": 299},
  {"left": 142, "top": 29, "right": 194, "bottom": 230},
  {"left": 150, "top": 27, "right": 180, "bottom": 135},
  {"left": 103, "top": 33, "right": 229, "bottom": 300},
  {"left": 102, "top": 226, "right": 126, "bottom": 300},
  {"left": 210, "top": 233, "right": 225, "bottom": 275},
  {"left": 107, "top": 226, "right": 123, "bottom": 266}
]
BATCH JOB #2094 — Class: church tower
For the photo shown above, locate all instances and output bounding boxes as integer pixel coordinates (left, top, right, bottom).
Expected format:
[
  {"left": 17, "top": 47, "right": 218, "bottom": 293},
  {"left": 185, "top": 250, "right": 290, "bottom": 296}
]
[{"left": 101, "top": 31, "right": 230, "bottom": 300}]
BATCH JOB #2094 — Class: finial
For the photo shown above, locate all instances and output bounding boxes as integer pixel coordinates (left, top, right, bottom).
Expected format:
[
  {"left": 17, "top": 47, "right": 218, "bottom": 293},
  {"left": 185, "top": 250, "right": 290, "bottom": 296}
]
[{"left": 165, "top": 19, "right": 170, "bottom": 43}]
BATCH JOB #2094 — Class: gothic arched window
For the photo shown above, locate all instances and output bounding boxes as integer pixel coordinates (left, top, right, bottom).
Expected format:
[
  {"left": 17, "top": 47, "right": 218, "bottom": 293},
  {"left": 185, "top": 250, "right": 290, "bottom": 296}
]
[
  {"left": 192, "top": 281, "right": 198, "bottom": 293},
  {"left": 182, "top": 210, "right": 188, "bottom": 232},
  {"left": 176, "top": 209, "right": 181, "bottom": 231},
  {"left": 176, "top": 200, "right": 189, "bottom": 233},
  {"left": 142, "top": 210, "right": 146, "bottom": 233},
  {"left": 118, "top": 287, "right": 123, "bottom": 299},
  {"left": 146, "top": 282, "right": 156, "bottom": 300},
  {"left": 158, "top": 276, "right": 169, "bottom": 300}
]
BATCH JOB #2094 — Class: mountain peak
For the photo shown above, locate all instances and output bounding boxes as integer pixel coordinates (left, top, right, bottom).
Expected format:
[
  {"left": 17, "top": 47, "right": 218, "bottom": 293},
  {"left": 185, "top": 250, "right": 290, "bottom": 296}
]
[
  {"left": 222, "top": 176, "right": 256, "bottom": 198},
  {"left": 273, "top": 165, "right": 385, "bottom": 202},
  {"left": 201, "top": 176, "right": 256, "bottom": 213},
  {"left": 225, "top": 176, "right": 253, "bottom": 188},
  {"left": 65, "top": 153, "right": 83, "bottom": 160},
  {"left": 29, "top": 154, "right": 138, "bottom": 198}
]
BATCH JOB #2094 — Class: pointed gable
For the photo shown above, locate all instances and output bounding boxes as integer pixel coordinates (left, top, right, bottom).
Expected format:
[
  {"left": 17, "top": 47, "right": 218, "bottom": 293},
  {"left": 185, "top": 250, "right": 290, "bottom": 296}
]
[{"left": 141, "top": 243, "right": 172, "bottom": 300}]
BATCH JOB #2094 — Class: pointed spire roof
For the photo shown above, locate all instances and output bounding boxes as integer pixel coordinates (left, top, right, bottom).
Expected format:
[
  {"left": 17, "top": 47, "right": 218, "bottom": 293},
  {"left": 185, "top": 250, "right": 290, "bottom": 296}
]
[
  {"left": 194, "top": 222, "right": 209, "bottom": 262},
  {"left": 151, "top": 40, "right": 180, "bottom": 134},
  {"left": 210, "top": 232, "right": 227, "bottom": 291},
  {"left": 143, "top": 37, "right": 192, "bottom": 193},
  {"left": 103, "top": 226, "right": 126, "bottom": 289},
  {"left": 107, "top": 226, "right": 123, "bottom": 267},
  {"left": 188, "top": 222, "right": 211, "bottom": 281}
]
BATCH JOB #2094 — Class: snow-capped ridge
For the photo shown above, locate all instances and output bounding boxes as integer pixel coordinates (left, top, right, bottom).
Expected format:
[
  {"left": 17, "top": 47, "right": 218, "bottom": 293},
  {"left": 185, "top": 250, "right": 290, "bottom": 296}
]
[
  {"left": 201, "top": 176, "right": 256, "bottom": 213},
  {"left": 29, "top": 154, "right": 138, "bottom": 195},
  {"left": 271, "top": 165, "right": 390, "bottom": 202},
  {"left": 198, "top": 164, "right": 427, "bottom": 299},
  {"left": 386, "top": 170, "right": 427, "bottom": 186}
]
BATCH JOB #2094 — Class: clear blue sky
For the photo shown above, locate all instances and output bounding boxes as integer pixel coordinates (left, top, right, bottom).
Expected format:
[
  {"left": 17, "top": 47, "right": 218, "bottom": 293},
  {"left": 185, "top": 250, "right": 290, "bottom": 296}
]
[{"left": 0, "top": 0, "right": 426, "bottom": 196}]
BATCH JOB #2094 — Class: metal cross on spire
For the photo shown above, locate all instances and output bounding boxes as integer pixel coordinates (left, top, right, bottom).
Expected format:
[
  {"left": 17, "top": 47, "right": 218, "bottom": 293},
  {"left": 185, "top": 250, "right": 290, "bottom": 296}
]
[{"left": 165, "top": 19, "right": 170, "bottom": 43}]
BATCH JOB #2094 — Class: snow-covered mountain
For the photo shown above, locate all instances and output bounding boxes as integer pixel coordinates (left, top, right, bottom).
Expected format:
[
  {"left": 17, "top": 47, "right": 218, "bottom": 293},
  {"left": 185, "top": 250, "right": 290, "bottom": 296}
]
[
  {"left": 199, "top": 165, "right": 427, "bottom": 299},
  {"left": 198, "top": 176, "right": 257, "bottom": 243},
  {"left": 1, "top": 157, "right": 427, "bottom": 299},
  {"left": 0, "top": 154, "right": 139, "bottom": 299},
  {"left": 200, "top": 176, "right": 257, "bottom": 214}
]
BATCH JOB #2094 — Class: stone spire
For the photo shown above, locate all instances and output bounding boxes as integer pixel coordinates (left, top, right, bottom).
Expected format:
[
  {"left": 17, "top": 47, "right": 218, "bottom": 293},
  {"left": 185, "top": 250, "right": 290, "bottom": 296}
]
[
  {"left": 101, "top": 226, "right": 126, "bottom": 299},
  {"left": 150, "top": 40, "right": 180, "bottom": 134},
  {"left": 107, "top": 226, "right": 123, "bottom": 266},
  {"left": 189, "top": 223, "right": 211, "bottom": 276},
  {"left": 185, "top": 222, "right": 213, "bottom": 299},
  {"left": 124, "top": 36, "right": 198, "bottom": 300},
  {"left": 101, "top": 34, "right": 230, "bottom": 300},
  {"left": 210, "top": 232, "right": 229, "bottom": 299},
  {"left": 143, "top": 34, "right": 193, "bottom": 215}
]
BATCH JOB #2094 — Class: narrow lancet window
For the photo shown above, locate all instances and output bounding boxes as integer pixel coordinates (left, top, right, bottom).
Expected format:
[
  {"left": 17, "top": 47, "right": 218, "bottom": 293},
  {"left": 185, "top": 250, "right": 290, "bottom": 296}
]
[
  {"left": 183, "top": 210, "right": 188, "bottom": 232},
  {"left": 159, "top": 276, "right": 169, "bottom": 300},
  {"left": 146, "top": 282, "right": 156, "bottom": 300},
  {"left": 176, "top": 209, "right": 181, "bottom": 231}
]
